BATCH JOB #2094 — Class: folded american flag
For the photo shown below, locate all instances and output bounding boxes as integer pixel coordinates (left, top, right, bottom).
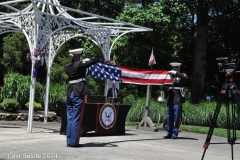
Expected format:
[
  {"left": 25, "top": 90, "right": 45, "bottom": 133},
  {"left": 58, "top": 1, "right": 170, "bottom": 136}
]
[{"left": 87, "top": 62, "right": 172, "bottom": 85}]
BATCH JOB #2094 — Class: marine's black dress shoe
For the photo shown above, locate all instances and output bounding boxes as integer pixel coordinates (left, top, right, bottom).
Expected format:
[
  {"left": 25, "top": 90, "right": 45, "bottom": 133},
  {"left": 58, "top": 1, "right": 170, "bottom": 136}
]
[
  {"left": 60, "top": 132, "right": 66, "bottom": 135},
  {"left": 163, "top": 135, "right": 172, "bottom": 139},
  {"left": 67, "top": 144, "right": 83, "bottom": 147},
  {"left": 171, "top": 137, "right": 178, "bottom": 139}
]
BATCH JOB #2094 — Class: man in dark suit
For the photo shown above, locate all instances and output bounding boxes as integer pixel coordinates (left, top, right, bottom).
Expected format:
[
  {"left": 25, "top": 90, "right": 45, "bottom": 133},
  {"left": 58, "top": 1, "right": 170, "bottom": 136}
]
[
  {"left": 107, "top": 80, "right": 120, "bottom": 98},
  {"left": 65, "top": 48, "right": 98, "bottom": 147}
]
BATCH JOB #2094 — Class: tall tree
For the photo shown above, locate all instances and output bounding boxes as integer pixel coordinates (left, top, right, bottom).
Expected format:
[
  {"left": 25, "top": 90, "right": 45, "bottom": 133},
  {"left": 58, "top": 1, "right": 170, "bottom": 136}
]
[
  {"left": 116, "top": 2, "right": 191, "bottom": 97},
  {"left": 191, "top": 0, "right": 209, "bottom": 103}
]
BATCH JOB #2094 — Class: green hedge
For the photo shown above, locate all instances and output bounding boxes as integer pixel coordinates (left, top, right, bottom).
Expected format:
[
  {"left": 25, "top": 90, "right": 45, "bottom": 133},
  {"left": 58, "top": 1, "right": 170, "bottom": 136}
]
[
  {"left": 125, "top": 98, "right": 240, "bottom": 130},
  {"left": 124, "top": 95, "right": 166, "bottom": 123},
  {"left": 0, "top": 72, "right": 32, "bottom": 108},
  {"left": 0, "top": 72, "right": 67, "bottom": 112},
  {"left": 25, "top": 101, "right": 43, "bottom": 111},
  {"left": 0, "top": 98, "right": 20, "bottom": 112}
]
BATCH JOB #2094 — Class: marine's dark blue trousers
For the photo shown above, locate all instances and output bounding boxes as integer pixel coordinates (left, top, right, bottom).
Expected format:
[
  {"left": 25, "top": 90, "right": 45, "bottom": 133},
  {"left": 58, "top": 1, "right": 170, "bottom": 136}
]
[
  {"left": 66, "top": 92, "right": 85, "bottom": 145},
  {"left": 166, "top": 104, "right": 181, "bottom": 138}
]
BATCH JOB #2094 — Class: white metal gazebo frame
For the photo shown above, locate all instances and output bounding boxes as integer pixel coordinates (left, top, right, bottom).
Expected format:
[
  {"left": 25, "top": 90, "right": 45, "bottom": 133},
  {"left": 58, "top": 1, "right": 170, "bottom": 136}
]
[{"left": 0, "top": 0, "right": 152, "bottom": 132}]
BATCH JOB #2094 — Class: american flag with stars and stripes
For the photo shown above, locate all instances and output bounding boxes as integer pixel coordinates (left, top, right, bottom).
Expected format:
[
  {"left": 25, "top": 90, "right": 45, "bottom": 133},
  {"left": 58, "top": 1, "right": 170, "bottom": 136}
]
[
  {"left": 87, "top": 62, "right": 172, "bottom": 85},
  {"left": 87, "top": 62, "right": 122, "bottom": 81},
  {"left": 148, "top": 49, "right": 156, "bottom": 66}
]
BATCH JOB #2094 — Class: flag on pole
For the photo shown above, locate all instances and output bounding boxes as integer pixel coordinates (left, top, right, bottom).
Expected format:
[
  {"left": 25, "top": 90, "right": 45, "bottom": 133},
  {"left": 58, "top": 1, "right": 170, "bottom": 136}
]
[{"left": 148, "top": 49, "right": 156, "bottom": 66}]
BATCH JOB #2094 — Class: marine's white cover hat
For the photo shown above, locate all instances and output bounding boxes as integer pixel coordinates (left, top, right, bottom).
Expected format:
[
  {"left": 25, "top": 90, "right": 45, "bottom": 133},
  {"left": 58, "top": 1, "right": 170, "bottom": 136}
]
[
  {"left": 112, "top": 80, "right": 116, "bottom": 83},
  {"left": 170, "top": 62, "right": 182, "bottom": 67},
  {"left": 69, "top": 48, "right": 83, "bottom": 55}
]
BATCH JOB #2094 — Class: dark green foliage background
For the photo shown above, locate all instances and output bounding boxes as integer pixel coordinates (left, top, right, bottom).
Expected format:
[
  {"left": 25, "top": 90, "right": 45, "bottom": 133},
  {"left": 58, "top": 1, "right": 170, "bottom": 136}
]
[
  {"left": 1, "top": 0, "right": 240, "bottom": 128},
  {"left": 1, "top": 1, "right": 240, "bottom": 101}
]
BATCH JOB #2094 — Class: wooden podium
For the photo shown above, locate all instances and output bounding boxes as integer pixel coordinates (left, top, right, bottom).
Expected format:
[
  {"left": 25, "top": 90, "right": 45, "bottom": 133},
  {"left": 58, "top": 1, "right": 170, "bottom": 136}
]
[{"left": 58, "top": 98, "right": 131, "bottom": 135}]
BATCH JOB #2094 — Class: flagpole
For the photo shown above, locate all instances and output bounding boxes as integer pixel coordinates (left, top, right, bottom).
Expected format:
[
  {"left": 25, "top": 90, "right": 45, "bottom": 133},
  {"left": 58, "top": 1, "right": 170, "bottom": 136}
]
[{"left": 137, "top": 48, "right": 157, "bottom": 132}]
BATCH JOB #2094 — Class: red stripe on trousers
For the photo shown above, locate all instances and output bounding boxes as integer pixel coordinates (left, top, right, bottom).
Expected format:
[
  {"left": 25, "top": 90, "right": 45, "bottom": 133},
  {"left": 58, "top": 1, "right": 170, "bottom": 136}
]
[{"left": 77, "top": 95, "right": 86, "bottom": 144}]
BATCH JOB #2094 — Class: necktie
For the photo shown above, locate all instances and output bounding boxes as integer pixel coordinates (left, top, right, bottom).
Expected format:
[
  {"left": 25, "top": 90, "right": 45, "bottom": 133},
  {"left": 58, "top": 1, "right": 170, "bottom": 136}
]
[{"left": 113, "top": 88, "right": 116, "bottom": 97}]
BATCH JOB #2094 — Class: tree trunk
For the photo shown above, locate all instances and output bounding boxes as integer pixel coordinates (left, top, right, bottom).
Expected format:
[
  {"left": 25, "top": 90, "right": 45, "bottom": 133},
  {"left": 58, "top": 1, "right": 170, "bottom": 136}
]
[
  {"left": 142, "top": 0, "right": 146, "bottom": 7},
  {"left": 191, "top": 0, "right": 208, "bottom": 103}
]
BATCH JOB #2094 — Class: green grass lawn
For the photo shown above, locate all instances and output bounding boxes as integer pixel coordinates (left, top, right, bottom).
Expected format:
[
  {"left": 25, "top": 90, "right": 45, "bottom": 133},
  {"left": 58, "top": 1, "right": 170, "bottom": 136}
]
[
  {"left": 181, "top": 125, "right": 240, "bottom": 139},
  {"left": 126, "top": 121, "right": 240, "bottom": 139}
]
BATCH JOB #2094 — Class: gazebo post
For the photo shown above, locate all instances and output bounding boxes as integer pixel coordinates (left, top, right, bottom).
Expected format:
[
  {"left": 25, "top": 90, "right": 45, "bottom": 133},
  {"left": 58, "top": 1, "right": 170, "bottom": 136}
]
[{"left": 44, "top": 36, "right": 52, "bottom": 123}]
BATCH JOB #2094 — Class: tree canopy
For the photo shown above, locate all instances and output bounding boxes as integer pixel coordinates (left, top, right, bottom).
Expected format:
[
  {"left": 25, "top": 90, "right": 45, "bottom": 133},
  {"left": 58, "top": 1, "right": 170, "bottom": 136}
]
[{"left": 1, "top": 0, "right": 240, "bottom": 103}]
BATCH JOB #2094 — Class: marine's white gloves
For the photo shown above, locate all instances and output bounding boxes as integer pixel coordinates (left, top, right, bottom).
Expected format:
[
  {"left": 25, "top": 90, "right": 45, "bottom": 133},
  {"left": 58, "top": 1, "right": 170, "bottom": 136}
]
[
  {"left": 168, "top": 70, "right": 177, "bottom": 75},
  {"left": 82, "top": 58, "right": 90, "bottom": 62}
]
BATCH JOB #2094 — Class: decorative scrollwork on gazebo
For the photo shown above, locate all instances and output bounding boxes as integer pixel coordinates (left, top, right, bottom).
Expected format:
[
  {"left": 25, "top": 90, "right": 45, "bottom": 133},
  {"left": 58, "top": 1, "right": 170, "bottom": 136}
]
[{"left": 0, "top": 0, "right": 152, "bottom": 132}]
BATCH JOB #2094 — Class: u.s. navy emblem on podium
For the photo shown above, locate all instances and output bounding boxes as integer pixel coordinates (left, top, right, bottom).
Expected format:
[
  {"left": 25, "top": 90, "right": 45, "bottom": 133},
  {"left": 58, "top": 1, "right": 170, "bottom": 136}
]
[{"left": 99, "top": 103, "right": 117, "bottom": 130}]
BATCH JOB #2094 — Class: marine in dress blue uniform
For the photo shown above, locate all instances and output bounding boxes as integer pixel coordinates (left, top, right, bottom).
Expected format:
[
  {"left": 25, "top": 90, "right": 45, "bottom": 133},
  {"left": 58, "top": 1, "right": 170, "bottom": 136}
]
[
  {"left": 164, "top": 62, "right": 188, "bottom": 139},
  {"left": 65, "top": 48, "right": 98, "bottom": 147}
]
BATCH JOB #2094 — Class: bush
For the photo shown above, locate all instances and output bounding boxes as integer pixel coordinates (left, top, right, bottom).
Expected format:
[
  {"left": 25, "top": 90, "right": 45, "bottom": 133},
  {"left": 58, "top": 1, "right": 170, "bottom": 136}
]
[
  {"left": 48, "top": 83, "right": 67, "bottom": 112},
  {"left": 0, "top": 98, "right": 20, "bottom": 112},
  {"left": 126, "top": 97, "right": 166, "bottom": 123},
  {"left": 0, "top": 72, "right": 32, "bottom": 109},
  {"left": 25, "top": 101, "right": 43, "bottom": 111},
  {"left": 123, "top": 94, "right": 136, "bottom": 104},
  {"left": 126, "top": 98, "right": 240, "bottom": 130},
  {"left": 0, "top": 72, "right": 67, "bottom": 111}
]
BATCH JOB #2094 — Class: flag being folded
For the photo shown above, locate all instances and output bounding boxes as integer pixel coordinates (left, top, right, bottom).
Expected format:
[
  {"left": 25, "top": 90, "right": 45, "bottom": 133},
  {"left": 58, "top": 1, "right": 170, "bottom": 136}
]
[
  {"left": 87, "top": 62, "right": 172, "bottom": 85},
  {"left": 121, "top": 66, "right": 172, "bottom": 85},
  {"left": 87, "top": 62, "right": 122, "bottom": 82}
]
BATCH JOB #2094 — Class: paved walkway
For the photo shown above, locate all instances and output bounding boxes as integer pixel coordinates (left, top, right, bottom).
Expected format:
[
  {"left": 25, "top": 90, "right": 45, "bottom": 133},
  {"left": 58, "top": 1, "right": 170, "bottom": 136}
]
[{"left": 0, "top": 121, "right": 240, "bottom": 160}]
